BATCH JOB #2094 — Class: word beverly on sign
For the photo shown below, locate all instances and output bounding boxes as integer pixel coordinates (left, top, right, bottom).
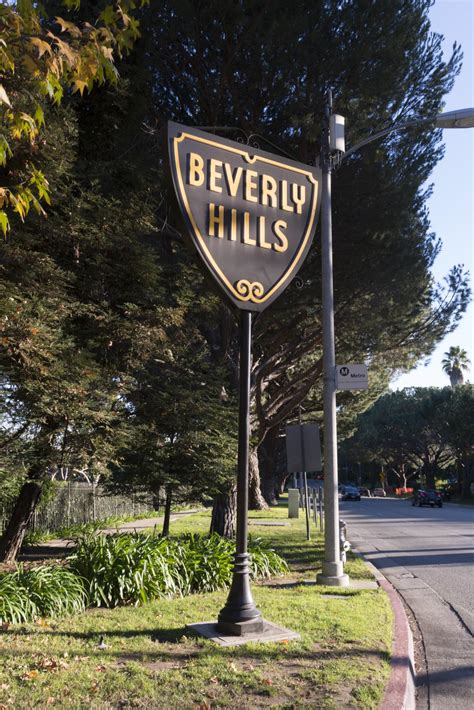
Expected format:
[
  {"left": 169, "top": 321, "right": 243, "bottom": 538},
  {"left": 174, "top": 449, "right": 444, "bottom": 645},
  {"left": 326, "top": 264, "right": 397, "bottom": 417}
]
[{"left": 168, "top": 122, "right": 322, "bottom": 311}]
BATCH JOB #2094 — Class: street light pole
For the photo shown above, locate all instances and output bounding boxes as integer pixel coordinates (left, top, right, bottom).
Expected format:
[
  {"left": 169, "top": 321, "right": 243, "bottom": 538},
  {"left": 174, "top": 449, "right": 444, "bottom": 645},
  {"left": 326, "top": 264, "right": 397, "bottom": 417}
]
[
  {"left": 316, "top": 90, "right": 349, "bottom": 587},
  {"left": 315, "top": 100, "right": 473, "bottom": 587}
]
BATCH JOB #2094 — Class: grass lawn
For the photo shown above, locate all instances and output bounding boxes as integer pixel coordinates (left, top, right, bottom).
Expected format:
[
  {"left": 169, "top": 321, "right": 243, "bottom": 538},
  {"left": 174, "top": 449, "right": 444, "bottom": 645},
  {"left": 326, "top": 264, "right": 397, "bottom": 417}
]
[{"left": 0, "top": 502, "right": 392, "bottom": 709}]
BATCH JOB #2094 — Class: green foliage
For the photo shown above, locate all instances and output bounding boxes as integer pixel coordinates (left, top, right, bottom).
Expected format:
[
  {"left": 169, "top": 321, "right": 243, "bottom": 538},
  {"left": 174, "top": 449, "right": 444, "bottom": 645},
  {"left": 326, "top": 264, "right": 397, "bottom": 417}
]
[
  {"left": 2, "top": 0, "right": 471, "bottom": 551},
  {"left": 0, "top": 0, "right": 149, "bottom": 233},
  {"left": 68, "top": 531, "right": 288, "bottom": 608},
  {"left": 442, "top": 346, "right": 471, "bottom": 386},
  {"left": 0, "top": 506, "right": 391, "bottom": 710},
  {"left": 344, "top": 386, "right": 474, "bottom": 491},
  {"left": 0, "top": 564, "right": 87, "bottom": 624}
]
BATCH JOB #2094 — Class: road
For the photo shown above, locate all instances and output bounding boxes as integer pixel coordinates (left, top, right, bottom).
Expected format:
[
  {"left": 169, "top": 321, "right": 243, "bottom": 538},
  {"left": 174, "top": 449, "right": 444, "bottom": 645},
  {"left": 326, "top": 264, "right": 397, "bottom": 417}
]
[{"left": 340, "top": 496, "right": 474, "bottom": 710}]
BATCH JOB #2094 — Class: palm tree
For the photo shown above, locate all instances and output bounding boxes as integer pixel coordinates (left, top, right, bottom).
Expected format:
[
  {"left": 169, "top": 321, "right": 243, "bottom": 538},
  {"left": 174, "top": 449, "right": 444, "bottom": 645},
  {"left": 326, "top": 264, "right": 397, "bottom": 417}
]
[{"left": 441, "top": 346, "right": 471, "bottom": 387}]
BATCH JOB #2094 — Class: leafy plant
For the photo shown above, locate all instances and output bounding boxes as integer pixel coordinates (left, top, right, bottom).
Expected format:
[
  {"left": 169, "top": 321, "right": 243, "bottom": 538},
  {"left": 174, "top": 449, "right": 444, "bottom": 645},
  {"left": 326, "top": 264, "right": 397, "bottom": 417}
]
[
  {"left": 68, "top": 531, "right": 288, "bottom": 608},
  {"left": 0, "top": 564, "right": 87, "bottom": 624}
]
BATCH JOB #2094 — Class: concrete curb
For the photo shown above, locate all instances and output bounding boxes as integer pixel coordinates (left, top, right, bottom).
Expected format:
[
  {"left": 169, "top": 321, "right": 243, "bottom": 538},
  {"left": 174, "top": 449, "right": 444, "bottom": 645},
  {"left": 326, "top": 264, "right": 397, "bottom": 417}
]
[{"left": 352, "top": 555, "right": 416, "bottom": 710}]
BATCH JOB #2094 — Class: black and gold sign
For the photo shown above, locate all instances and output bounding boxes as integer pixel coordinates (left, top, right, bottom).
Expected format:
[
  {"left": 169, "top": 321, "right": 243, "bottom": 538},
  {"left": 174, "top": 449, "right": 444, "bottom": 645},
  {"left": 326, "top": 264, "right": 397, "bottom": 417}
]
[{"left": 168, "top": 122, "right": 321, "bottom": 312}]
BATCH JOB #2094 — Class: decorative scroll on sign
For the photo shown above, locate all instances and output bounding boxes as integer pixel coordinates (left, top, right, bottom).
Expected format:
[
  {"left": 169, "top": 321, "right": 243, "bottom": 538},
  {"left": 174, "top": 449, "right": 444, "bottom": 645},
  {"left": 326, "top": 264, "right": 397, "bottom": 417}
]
[{"left": 168, "top": 122, "right": 321, "bottom": 312}]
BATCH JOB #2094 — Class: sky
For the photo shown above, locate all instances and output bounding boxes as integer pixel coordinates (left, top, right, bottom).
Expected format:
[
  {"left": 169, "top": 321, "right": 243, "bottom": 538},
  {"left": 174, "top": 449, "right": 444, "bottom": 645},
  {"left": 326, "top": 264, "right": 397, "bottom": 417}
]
[{"left": 391, "top": 0, "right": 474, "bottom": 390}]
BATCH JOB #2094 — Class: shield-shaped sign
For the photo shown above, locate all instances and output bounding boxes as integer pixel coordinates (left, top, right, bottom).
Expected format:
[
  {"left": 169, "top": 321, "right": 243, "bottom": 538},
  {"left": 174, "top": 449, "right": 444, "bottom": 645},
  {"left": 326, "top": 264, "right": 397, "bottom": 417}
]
[{"left": 168, "top": 122, "right": 321, "bottom": 312}]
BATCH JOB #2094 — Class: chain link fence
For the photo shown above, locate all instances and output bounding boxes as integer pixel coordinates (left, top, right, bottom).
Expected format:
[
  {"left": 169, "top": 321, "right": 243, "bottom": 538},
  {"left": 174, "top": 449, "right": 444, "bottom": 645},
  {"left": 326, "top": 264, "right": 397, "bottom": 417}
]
[{"left": 0, "top": 483, "right": 154, "bottom": 535}]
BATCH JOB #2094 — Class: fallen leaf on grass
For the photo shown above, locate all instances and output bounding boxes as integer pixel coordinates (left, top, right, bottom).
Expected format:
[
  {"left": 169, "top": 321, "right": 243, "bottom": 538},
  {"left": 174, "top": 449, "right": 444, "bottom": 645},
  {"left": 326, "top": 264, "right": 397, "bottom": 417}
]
[
  {"left": 209, "top": 677, "right": 219, "bottom": 684},
  {"left": 0, "top": 684, "right": 9, "bottom": 691},
  {"left": 96, "top": 665, "right": 107, "bottom": 672},
  {"left": 39, "top": 658, "right": 57, "bottom": 671},
  {"left": 228, "top": 662, "right": 239, "bottom": 672},
  {"left": 36, "top": 619, "right": 51, "bottom": 628},
  {"left": 46, "top": 697, "right": 55, "bottom": 705},
  {"left": 262, "top": 678, "right": 273, "bottom": 686},
  {"left": 20, "top": 670, "right": 39, "bottom": 681}
]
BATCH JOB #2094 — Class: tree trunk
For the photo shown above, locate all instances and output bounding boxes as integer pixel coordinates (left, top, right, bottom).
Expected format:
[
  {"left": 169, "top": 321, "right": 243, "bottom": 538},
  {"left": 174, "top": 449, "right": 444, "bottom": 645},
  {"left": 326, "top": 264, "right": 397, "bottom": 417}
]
[
  {"left": 248, "top": 448, "right": 268, "bottom": 510},
  {"left": 161, "top": 486, "right": 172, "bottom": 536},
  {"left": 259, "top": 429, "right": 279, "bottom": 506},
  {"left": 460, "top": 460, "right": 474, "bottom": 499},
  {"left": 423, "top": 461, "right": 436, "bottom": 489},
  {"left": 210, "top": 485, "right": 237, "bottom": 538},
  {"left": 0, "top": 481, "right": 43, "bottom": 563},
  {"left": 278, "top": 473, "right": 289, "bottom": 495}
]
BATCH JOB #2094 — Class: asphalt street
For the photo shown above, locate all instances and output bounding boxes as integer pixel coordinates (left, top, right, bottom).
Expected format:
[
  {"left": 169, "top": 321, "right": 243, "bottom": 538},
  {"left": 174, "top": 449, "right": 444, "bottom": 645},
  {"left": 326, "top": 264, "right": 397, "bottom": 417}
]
[{"left": 340, "top": 497, "right": 474, "bottom": 710}]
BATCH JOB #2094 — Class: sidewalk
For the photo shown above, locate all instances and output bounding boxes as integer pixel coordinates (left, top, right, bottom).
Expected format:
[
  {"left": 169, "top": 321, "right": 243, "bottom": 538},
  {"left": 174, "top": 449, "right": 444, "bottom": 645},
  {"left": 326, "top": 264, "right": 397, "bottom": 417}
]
[{"left": 19, "top": 509, "right": 200, "bottom": 562}]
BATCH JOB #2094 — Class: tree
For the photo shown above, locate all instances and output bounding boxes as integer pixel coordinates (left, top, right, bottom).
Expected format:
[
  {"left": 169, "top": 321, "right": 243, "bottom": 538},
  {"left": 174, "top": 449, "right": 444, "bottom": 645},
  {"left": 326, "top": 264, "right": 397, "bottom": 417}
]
[
  {"left": 0, "top": 0, "right": 148, "bottom": 235},
  {"left": 2, "top": 0, "right": 471, "bottom": 548},
  {"left": 344, "top": 387, "right": 458, "bottom": 490},
  {"left": 441, "top": 385, "right": 474, "bottom": 497},
  {"left": 442, "top": 346, "right": 471, "bottom": 386},
  {"left": 140, "top": 0, "right": 469, "bottom": 508},
  {"left": 106, "top": 320, "right": 238, "bottom": 536},
  {"left": 0, "top": 23, "right": 164, "bottom": 559}
]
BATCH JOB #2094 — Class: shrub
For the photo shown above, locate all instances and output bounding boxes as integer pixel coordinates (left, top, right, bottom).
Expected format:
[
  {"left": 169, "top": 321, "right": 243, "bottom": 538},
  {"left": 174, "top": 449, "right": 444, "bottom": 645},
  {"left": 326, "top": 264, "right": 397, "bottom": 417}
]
[
  {"left": 68, "top": 531, "right": 288, "bottom": 608},
  {"left": 1, "top": 532, "right": 289, "bottom": 622},
  {"left": 68, "top": 532, "right": 178, "bottom": 607},
  {"left": 0, "top": 564, "right": 87, "bottom": 624}
]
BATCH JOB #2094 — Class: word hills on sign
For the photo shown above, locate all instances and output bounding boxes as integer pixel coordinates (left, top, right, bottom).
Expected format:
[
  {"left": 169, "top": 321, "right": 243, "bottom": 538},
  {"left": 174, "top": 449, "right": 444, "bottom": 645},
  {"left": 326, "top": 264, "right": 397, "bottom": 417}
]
[{"left": 335, "top": 364, "right": 368, "bottom": 390}]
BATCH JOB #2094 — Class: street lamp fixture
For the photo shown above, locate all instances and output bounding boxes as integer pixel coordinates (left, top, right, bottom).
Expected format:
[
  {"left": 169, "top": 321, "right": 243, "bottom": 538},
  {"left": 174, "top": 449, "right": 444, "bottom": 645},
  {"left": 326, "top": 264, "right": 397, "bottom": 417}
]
[{"left": 316, "top": 96, "right": 474, "bottom": 587}]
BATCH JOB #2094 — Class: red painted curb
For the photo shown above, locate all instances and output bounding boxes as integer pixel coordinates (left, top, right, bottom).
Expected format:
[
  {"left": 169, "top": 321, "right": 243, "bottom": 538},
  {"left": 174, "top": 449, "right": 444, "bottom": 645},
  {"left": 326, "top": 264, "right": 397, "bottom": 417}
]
[{"left": 378, "top": 576, "right": 415, "bottom": 710}]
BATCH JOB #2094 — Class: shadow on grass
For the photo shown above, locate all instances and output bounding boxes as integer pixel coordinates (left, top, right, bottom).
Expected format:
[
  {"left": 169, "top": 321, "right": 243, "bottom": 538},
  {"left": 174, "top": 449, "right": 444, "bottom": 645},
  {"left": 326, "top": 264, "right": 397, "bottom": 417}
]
[
  {"left": 269, "top": 541, "right": 324, "bottom": 570},
  {"left": 0, "top": 625, "right": 189, "bottom": 644},
  {"left": 0, "top": 624, "right": 391, "bottom": 666}
]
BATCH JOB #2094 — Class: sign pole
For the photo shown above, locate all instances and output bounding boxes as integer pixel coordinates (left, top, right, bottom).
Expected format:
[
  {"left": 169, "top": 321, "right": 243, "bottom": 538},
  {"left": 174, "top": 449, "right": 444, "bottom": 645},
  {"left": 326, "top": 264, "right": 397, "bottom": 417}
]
[
  {"left": 316, "top": 90, "right": 349, "bottom": 587},
  {"left": 303, "top": 471, "right": 311, "bottom": 541},
  {"left": 218, "top": 310, "right": 263, "bottom": 634}
]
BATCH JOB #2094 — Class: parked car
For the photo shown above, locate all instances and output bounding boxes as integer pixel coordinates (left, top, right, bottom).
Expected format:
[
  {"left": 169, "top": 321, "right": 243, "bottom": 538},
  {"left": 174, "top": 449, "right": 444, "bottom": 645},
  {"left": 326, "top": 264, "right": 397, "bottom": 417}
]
[
  {"left": 342, "top": 485, "right": 361, "bottom": 501},
  {"left": 412, "top": 489, "right": 443, "bottom": 508},
  {"left": 373, "top": 487, "right": 386, "bottom": 497},
  {"left": 358, "top": 487, "right": 371, "bottom": 497}
]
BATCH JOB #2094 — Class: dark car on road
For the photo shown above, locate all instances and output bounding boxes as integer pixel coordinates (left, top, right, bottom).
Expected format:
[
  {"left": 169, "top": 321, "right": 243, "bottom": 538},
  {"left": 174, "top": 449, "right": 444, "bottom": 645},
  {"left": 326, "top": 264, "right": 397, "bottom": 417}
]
[
  {"left": 412, "top": 489, "right": 443, "bottom": 508},
  {"left": 342, "top": 485, "right": 361, "bottom": 501}
]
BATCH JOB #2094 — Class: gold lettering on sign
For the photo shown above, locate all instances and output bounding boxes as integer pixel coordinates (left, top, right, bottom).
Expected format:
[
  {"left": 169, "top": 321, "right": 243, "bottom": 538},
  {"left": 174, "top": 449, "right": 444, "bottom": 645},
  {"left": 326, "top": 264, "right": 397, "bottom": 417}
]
[
  {"left": 242, "top": 212, "right": 257, "bottom": 246},
  {"left": 273, "top": 220, "right": 288, "bottom": 252},
  {"left": 189, "top": 152, "right": 205, "bottom": 186},
  {"left": 292, "top": 184, "right": 306, "bottom": 214},
  {"left": 230, "top": 208, "right": 238, "bottom": 241},
  {"left": 208, "top": 203, "right": 225, "bottom": 238},
  {"left": 224, "top": 164, "right": 243, "bottom": 197},
  {"left": 280, "top": 180, "right": 293, "bottom": 212},
  {"left": 209, "top": 159, "right": 223, "bottom": 193},
  {"left": 261, "top": 174, "right": 277, "bottom": 207},
  {"left": 245, "top": 170, "right": 259, "bottom": 203},
  {"left": 258, "top": 215, "right": 272, "bottom": 250}
]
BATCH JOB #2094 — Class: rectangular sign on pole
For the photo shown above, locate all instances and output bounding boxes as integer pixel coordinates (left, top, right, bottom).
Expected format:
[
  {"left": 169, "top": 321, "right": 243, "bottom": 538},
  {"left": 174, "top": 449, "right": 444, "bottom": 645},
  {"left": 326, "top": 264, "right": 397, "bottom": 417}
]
[
  {"left": 335, "top": 364, "right": 368, "bottom": 390},
  {"left": 285, "top": 423, "right": 322, "bottom": 473}
]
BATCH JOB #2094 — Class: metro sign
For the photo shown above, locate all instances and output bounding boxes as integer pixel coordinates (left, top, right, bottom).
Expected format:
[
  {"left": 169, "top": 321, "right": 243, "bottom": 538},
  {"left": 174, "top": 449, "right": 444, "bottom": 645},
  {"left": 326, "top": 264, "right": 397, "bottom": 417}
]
[
  {"left": 336, "top": 364, "right": 368, "bottom": 390},
  {"left": 168, "top": 122, "right": 321, "bottom": 312}
]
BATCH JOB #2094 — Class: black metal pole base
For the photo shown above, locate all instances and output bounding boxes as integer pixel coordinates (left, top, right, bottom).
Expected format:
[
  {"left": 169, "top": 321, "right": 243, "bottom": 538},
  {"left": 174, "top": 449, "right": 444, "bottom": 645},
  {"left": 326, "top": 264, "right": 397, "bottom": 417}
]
[{"left": 217, "top": 553, "right": 263, "bottom": 635}]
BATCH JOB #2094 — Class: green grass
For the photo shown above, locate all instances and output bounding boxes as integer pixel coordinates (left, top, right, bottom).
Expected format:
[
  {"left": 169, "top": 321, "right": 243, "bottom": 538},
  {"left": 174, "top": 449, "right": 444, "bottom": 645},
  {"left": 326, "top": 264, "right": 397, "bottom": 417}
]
[{"left": 0, "top": 501, "right": 392, "bottom": 708}]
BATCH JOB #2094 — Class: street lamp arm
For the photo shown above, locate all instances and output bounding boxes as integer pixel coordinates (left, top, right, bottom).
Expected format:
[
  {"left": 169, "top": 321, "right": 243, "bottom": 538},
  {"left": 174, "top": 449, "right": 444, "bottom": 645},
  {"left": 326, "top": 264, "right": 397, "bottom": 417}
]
[{"left": 342, "top": 107, "right": 474, "bottom": 161}]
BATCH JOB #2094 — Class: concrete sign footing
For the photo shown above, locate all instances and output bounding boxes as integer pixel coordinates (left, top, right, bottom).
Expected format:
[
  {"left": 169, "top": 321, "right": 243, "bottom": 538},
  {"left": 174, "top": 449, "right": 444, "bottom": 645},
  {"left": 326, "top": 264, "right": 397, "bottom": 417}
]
[{"left": 187, "top": 620, "right": 301, "bottom": 647}]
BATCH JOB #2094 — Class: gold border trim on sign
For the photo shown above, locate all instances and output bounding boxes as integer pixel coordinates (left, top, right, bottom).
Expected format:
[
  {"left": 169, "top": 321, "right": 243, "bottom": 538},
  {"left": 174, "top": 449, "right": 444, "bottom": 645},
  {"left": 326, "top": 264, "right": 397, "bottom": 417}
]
[{"left": 173, "top": 132, "right": 319, "bottom": 304}]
